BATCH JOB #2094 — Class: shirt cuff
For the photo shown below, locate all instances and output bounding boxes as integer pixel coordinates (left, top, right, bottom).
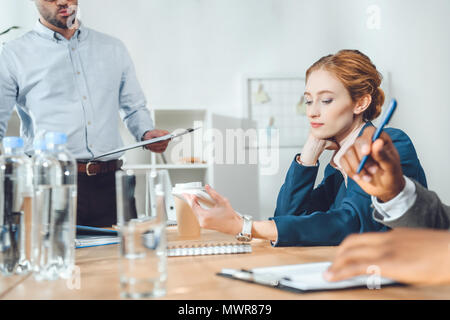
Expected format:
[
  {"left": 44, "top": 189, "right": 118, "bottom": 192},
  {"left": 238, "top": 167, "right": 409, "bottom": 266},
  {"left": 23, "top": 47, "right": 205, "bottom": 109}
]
[
  {"left": 268, "top": 217, "right": 280, "bottom": 247},
  {"left": 295, "top": 154, "right": 319, "bottom": 167},
  {"left": 371, "top": 176, "right": 417, "bottom": 222}
]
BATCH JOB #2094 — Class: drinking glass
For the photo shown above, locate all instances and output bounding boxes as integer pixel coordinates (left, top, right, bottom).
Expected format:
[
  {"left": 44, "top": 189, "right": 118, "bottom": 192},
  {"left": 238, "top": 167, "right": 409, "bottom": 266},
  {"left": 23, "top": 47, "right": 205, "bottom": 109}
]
[{"left": 115, "top": 169, "right": 169, "bottom": 299}]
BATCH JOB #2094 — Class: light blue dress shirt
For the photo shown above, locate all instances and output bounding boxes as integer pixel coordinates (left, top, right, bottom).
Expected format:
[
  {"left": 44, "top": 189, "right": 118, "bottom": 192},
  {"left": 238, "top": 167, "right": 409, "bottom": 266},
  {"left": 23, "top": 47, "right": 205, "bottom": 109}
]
[{"left": 0, "top": 20, "right": 154, "bottom": 161}]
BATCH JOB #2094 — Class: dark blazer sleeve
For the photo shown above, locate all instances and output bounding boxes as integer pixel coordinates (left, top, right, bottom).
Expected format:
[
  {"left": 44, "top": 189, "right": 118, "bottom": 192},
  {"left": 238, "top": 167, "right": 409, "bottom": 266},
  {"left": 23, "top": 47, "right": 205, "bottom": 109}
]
[
  {"left": 373, "top": 179, "right": 450, "bottom": 230},
  {"left": 274, "top": 156, "right": 338, "bottom": 217},
  {"left": 270, "top": 127, "right": 427, "bottom": 247},
  {"left": 271, "top": 178, "right": 387, "bottom": 246},
  {"left": 383, "top": 128, "right": 427, "bottom": 189}
]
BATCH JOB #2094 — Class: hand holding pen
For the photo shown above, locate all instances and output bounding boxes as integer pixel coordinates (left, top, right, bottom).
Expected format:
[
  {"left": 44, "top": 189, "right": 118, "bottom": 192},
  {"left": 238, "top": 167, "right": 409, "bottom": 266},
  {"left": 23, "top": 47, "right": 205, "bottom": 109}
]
[
  {"left": 339, "top": 100, "right": 406, "bottom": 202},
  {"left": 356, "top": 99, "right": 397, "bottom": 174}
]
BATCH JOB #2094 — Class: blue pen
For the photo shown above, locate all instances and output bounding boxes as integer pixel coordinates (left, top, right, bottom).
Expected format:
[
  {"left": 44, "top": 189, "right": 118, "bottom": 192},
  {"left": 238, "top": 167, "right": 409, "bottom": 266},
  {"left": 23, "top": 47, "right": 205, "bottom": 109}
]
[{"left": 356, "top": 99, "right": 397, "bottom": 174}]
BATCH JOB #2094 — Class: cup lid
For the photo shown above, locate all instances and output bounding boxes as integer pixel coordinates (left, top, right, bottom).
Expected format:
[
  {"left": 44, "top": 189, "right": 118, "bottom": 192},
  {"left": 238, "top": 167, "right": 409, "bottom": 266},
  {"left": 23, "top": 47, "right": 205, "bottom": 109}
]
[
  {"left": 33, "top": 139, "right": 47, "bottom": 151},
  {"left": 45, "top": 132, "right": 67, "bottom": 145},
  {"left": 174, "top": 182, "right": 203, "bottom": 190}
]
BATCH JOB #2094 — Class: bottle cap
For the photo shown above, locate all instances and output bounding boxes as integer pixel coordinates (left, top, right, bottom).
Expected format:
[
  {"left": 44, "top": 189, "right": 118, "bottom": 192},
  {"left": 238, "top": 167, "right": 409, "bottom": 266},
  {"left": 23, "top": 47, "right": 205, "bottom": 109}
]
[
  {"left": 33, "top": 139, "right": 47, "bottom": 151},
  {"left": 2, "top": 137, "right": 24, "bottom": 149},
  {"left": 45, "top": 132, "right": 67, "bottom": 145}
]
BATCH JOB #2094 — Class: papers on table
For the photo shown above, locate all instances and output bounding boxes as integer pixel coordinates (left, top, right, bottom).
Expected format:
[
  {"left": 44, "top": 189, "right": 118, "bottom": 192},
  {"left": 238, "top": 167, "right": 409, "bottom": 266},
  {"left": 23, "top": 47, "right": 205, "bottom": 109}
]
[
  {"left": 75, "top": 221, "right": 177, "bottom": 248},
  {"left": 75, "top": 235, "right": 119, "bottom": 248},
  {"left": 219, "top": 261, "right": 398, "bottom": 292},
  {"left": 75, "top": 225, "right": 119, "bottom": 248}
]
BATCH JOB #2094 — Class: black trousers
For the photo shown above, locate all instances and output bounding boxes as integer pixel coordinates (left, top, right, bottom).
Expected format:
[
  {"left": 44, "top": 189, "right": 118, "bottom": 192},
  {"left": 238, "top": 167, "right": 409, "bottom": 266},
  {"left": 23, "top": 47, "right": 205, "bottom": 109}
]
[
  {"left": 76, "top": 171, "right": 118, "bottom": 227},
  {"left": 76, "top": 170, "right": 139, "bottom": 227}
]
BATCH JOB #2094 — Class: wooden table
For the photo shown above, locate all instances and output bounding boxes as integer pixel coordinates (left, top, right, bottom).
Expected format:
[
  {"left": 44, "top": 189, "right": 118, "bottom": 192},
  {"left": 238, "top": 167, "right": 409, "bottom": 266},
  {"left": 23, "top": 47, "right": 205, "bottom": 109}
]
[{"left": 1, "top": 229, "right": 450, "bottom": 300}]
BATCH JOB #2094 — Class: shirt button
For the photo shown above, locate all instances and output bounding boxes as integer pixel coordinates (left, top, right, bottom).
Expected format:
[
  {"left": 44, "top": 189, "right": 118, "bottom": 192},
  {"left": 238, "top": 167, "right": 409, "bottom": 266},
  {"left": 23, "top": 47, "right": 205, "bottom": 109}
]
[
  {"left": 83, "top": 96, "right": 87, "bottom": 100},
  {"left": 89, "top": 144, "right": 93, "bottom": 148},
  {"left": 72, "top": 48, "right": 75, "bottom": 51},
  {"left": 88, "top": 121, "right": 91, "bottom": 125},
  {"left": 77, "top": 72, "right": 80, "bottom": 75}
]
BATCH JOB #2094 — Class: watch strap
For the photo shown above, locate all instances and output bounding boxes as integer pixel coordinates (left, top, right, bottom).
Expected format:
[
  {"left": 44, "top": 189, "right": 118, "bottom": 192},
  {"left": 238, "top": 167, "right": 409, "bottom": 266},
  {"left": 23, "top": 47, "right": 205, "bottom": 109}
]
[{"left": 242, "top": 215, "right": 252, "bottom": 236}]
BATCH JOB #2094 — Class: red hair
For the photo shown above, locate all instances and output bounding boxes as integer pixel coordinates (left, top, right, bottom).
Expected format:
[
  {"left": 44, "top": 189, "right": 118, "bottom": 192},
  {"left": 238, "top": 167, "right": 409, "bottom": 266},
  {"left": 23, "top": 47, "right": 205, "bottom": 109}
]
[{"left": 306, "top": 50, "right": 385, "bottom": 121}]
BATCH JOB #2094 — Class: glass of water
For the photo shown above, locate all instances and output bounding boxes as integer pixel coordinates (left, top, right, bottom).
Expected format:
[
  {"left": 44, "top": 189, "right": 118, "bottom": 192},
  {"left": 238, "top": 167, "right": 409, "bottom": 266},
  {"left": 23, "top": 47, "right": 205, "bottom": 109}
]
[{"left": 115, "top": 169, "right": 169, "bottom": 299}]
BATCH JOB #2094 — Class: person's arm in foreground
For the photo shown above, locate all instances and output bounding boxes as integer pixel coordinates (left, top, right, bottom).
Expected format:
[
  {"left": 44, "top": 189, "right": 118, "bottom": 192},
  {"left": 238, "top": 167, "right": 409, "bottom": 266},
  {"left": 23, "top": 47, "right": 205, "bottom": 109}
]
[
  {"left": 324, "top": 228, "right": 450, "bottom": 285},
  {"left": 340, "top": 126, "right": 449, "bottom": 229}
]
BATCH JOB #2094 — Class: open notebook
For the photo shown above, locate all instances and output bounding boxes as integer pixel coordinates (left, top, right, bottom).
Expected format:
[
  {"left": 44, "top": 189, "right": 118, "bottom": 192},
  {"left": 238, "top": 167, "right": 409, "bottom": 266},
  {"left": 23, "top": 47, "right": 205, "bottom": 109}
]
[{"left": 218, "top": 261, "right": 399, "bottom": 292}]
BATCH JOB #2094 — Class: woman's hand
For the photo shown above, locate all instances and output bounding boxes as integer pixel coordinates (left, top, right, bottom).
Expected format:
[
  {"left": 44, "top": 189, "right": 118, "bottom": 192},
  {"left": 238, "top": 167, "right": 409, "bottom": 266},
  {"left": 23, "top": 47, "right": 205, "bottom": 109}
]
[
  {"left": 324, "top": 228, "right": 450, "bottom": 285},
  {"left": 340, "top": 126, "right": 405, "bottom": 202},
  {"left": 184, "top": 185, "right": 243, "bottom": 236},
  {"left": 299, "top": 133, "right": 339, "bottom": 166}
]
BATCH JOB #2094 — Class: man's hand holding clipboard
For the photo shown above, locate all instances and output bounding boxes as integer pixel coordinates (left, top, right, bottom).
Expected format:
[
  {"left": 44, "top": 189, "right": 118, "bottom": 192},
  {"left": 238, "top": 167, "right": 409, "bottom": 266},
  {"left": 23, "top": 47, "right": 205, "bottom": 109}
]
[
  {"left": 92, "top": 127, "right": 201, "bottom": 161},
  {"left": 142, "top": 129, "right": 171, "bottom": 153}
]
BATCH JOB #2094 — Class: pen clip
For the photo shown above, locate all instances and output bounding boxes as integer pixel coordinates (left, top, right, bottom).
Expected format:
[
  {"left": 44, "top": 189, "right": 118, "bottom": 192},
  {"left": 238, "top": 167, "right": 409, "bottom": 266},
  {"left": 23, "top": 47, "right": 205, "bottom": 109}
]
[
  {"left": 171, "top": 127, "right": 202, "bottom": 140},
  {"left": 237, "top": 269, "right": 283, "bottom": 287}
]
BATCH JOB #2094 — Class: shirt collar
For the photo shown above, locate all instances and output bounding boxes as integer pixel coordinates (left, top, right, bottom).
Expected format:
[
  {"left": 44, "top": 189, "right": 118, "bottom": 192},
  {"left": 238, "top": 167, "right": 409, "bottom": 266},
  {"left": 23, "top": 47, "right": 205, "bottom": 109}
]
[
  {"left": 33, "top": 19, "right": 88, "bottom": 42},
  {"left": 331, "top": 121, "right": 372, "bottom": 186}
]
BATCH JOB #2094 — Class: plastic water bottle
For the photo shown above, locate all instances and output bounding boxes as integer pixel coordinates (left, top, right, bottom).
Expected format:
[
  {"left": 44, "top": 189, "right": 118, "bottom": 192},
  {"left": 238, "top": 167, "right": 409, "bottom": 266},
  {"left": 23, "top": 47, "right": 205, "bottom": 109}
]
[
  {"left": 31, "top": 139, "right": 62, "bottom": 280},
  {"left": 0, "top": 137, "right": 33, "bottom": 276},
  {"left": 44, "top": 132, "right": 77, "bottom": 279}
]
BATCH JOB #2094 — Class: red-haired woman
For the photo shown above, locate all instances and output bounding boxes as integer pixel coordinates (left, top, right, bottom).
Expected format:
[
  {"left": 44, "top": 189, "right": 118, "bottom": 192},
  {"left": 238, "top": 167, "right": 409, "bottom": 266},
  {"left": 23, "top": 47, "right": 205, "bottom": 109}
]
[{"left": 185, "top": 50, "right": 427, "bottom": 246}]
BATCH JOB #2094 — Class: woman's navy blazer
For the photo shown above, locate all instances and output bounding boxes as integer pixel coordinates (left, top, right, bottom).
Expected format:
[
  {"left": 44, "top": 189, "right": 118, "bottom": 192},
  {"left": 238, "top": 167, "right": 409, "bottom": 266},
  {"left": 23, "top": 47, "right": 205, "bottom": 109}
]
[{"left": 270, "top": 122, "right": 427, "bottom": 246}]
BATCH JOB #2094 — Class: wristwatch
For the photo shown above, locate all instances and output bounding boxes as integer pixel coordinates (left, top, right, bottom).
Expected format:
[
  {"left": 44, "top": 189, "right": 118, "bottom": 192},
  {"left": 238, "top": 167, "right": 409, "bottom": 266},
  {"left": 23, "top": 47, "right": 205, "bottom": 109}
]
[{"left": 235, "top": 215, "right": 253, "bottom": 242}]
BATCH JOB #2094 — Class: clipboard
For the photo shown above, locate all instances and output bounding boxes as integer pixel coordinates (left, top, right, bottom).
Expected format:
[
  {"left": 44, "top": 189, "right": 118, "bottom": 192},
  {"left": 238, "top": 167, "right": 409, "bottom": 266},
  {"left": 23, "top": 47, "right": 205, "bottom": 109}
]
[
  {"left": 217, "top": 269, "right": 303, "bottom": 294},
  {"left": 91, "top": 127, "right": 201, "bottom": 160},
  {"left": 217, "top": 262, "right": 402, "bottom": 293}
]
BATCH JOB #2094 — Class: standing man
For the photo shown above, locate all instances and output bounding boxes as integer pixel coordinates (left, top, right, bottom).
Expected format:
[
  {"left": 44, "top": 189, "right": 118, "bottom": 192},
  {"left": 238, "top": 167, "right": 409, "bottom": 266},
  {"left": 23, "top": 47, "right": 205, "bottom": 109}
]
[{"left": 0, "top": 0, "right": 170, "bottom": 227}]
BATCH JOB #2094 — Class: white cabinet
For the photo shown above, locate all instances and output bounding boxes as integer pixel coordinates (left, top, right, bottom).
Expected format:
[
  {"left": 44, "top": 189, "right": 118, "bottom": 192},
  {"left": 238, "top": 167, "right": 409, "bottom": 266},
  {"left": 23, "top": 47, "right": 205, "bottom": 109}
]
[{"left": 119, "top": 108, "right": 260, "bottom": 219}]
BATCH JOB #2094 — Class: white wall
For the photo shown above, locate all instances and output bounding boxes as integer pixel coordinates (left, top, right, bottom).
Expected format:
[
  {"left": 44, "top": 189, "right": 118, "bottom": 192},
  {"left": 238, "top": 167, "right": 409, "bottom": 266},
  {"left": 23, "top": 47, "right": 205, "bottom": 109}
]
[
  {"left": 2, "top": 0, "right": 450, "bottom": 215},
  {"left": 326, "top": 0, "right": 450, "bottom": 206},
  {"left": 0, "top": 0, "right": 37, "bottom": 38},
  {"left": 78, "top": 0, "right": 339, "bottom": 117}
]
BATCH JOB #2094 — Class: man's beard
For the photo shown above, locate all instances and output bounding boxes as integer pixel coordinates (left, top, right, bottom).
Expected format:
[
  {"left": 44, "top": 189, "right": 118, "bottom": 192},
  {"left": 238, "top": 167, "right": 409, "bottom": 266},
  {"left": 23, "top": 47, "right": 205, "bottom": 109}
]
[{"left": 44, "top": 10, "right": 77, "bottom": 30}]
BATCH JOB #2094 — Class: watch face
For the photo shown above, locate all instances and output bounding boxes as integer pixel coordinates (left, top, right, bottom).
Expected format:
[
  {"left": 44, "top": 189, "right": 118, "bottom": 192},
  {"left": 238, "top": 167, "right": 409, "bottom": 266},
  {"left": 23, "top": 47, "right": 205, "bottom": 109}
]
[{"left": 236, "top": 234, "right": 251, "bottom": 242}]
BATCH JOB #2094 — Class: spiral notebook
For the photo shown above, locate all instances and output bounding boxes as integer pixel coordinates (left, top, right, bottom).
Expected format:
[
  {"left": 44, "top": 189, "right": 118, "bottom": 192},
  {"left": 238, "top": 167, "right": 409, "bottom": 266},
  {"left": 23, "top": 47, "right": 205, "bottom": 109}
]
[
  {"left": 167, "top": 241, "right": 252, "bottom": 257},
  {"left": 167, "top": 228, "right": 252, "bottom": 257}
]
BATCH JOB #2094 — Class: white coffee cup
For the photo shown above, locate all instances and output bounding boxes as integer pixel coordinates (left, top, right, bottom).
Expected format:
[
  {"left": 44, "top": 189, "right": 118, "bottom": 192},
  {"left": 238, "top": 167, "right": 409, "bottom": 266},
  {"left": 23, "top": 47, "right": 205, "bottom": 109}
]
[{"left": 172, "top": 182, "right": 215, "bottom": 238}]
